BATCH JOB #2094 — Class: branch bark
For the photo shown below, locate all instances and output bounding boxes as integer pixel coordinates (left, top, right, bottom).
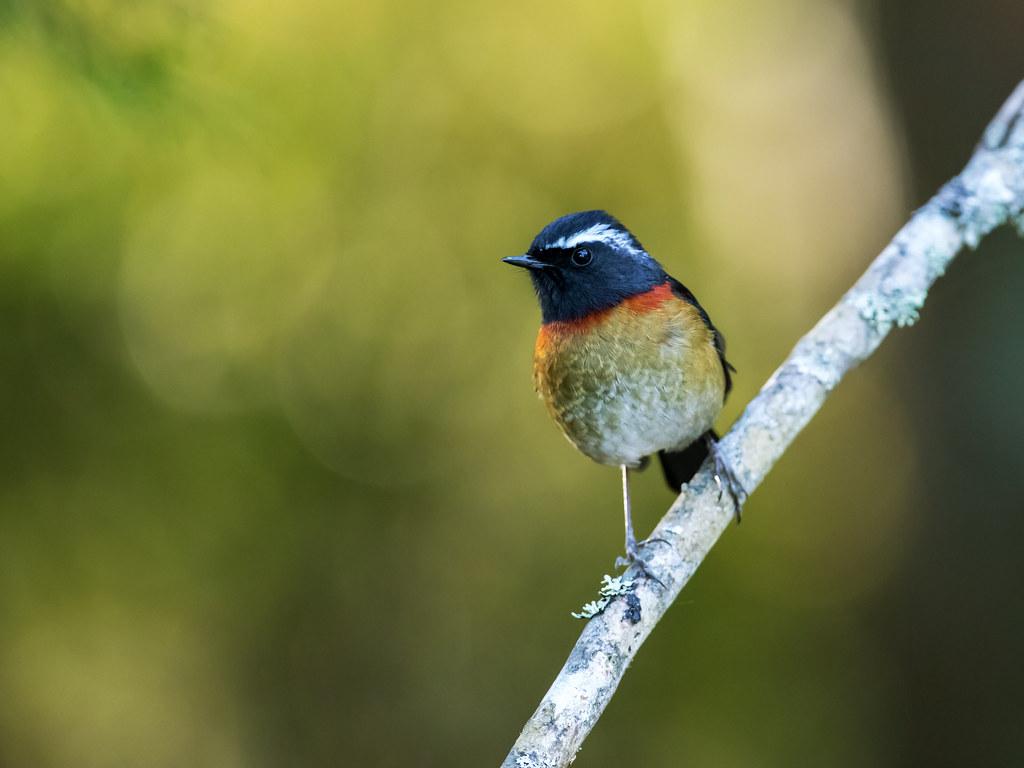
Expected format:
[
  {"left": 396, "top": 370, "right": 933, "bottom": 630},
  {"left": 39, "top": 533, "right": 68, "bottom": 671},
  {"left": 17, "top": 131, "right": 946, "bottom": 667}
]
[{"left": 502, "top": 79, "right": 1024, "bottom": 768}]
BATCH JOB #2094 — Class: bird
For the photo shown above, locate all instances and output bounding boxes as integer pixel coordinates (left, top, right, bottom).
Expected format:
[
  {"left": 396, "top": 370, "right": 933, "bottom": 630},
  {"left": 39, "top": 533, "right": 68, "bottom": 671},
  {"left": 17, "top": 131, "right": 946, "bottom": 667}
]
[{"left": 503, "top": 210, "right": 743, "bottom": 577}]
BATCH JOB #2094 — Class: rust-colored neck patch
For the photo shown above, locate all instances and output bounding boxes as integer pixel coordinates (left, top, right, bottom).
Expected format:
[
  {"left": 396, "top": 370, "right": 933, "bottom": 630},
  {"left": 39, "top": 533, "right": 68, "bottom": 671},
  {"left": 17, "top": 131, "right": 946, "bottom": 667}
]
[
  {"left": 535, "top": 281, "right": 674, "bottom": 355},
  {"left": 541, "top": 281, "right": 672, "bottom": 332}
]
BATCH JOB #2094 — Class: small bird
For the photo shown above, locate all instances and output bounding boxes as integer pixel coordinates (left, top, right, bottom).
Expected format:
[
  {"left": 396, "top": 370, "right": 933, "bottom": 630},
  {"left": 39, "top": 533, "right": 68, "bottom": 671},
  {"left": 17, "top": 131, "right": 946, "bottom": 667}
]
[{"left": 503, "top": 211, "right": 743, "bottom": 575}]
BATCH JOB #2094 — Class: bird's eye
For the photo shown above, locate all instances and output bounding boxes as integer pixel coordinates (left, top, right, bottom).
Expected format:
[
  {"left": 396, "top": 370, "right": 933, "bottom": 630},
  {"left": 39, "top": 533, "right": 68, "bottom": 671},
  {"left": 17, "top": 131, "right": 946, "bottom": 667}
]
[{"left": 571, "top": 247, "right": 593, "bottom": 267}]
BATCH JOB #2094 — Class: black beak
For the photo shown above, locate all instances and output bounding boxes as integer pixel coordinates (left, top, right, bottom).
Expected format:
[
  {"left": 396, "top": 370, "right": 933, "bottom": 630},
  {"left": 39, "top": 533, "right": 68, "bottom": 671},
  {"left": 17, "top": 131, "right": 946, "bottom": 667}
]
[{"left": 502, "top": 254, "right": 548, "bottom": 271}]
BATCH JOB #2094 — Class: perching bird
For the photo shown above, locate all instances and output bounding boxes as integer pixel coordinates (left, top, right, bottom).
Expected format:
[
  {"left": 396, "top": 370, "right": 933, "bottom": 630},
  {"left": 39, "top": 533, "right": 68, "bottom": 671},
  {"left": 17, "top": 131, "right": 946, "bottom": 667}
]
[{"left": 503, "top": 210, "right": 743, "bottom": 576}]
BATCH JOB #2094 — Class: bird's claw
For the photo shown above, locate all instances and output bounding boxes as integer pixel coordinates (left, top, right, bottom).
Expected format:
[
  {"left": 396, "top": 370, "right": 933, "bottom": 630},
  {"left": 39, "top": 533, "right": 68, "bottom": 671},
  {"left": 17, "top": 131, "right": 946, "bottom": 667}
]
[
  {"left": 706, "top": 437, "right": 747, "bottom": 522},
  {"left": 616, "top": 538, "right": 668, "bottom": 587}
]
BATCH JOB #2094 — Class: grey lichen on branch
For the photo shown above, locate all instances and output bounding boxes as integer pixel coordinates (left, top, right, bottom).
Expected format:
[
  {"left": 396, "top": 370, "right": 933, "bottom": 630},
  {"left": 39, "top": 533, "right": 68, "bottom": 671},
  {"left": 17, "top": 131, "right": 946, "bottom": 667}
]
[
  {"left": 501, "top": 78, "right": 1024, "bottom": 768},
  {"left": 570, "top": 574, "right": 637, "bottom": 621}
]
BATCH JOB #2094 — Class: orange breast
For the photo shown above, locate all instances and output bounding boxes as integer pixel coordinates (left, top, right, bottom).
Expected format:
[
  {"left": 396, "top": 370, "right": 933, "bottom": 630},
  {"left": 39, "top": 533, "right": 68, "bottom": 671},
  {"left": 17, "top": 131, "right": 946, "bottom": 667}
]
[
  {"left": 535, "top": 282, "right": 676, "bottom": 360},
  {"left": 531, "top": 282, "right": 725, "bottom": 466}
]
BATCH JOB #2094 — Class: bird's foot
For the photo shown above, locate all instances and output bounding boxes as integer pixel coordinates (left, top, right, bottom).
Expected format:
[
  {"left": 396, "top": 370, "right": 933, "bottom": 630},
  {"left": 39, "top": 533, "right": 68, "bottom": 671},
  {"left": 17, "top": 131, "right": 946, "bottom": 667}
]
[
  {"left": 615, "top": 537, "right": 669, "bottom": 586},
  {"left": 705, "top": 436, "right": 747, "bottom": 522}
]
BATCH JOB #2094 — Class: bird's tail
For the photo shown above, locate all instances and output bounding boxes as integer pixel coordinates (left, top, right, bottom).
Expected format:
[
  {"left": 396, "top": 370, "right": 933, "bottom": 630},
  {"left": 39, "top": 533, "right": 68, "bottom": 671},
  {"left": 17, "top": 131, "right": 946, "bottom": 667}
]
[{"left": 658, "top": 430, "right": 716, "bottom": 492}]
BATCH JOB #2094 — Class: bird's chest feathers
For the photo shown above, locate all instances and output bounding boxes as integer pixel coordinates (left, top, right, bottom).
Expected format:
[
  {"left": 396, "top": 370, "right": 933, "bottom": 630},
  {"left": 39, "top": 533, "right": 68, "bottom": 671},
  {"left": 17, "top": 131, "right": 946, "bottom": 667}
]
[{"left": 532, "top": 287, "right": 723, "bottom": 465}]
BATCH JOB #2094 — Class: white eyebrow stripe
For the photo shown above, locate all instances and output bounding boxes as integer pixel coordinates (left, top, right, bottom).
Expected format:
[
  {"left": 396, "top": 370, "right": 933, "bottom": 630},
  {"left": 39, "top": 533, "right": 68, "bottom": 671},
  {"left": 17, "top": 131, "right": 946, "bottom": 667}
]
[
  {"left": 545, "top": 223, "right": 643, "bottom": 255},
  {"left": 546, "top": 223, "right": 615, "bottom": 249}
]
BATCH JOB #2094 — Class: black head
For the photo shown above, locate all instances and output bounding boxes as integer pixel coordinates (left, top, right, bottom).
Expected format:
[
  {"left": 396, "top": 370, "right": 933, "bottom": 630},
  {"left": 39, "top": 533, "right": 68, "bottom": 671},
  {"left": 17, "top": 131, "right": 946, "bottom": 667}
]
[{"left": 503, "top": 211, "right": 666, "bottom": 323}]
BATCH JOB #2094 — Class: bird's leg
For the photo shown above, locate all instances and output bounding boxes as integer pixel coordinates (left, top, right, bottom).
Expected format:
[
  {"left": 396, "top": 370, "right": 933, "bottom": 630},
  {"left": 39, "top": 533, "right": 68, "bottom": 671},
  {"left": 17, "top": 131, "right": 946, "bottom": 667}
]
[
  {"left": 614, "top": 465, "right": 665, "bottom": 584},
  {"left": 621, "top": 464, "right": 637, "bottom": 557},
  {"left": 705, "top": 434, "right": 747, "bottom": 522}
]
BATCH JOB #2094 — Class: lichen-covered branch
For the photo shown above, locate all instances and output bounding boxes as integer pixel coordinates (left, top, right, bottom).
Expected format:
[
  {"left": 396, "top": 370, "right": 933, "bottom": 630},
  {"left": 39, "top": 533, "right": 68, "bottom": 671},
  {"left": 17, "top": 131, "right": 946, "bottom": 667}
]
[{"left": 503, "top": 79, "right": 1024, "bottom": 768}]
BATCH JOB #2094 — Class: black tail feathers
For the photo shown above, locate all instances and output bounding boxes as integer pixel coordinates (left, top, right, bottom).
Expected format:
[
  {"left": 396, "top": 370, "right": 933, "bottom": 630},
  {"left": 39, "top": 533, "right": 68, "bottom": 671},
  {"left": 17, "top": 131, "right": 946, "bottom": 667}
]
[{"left": 658, "top": 430, "right": 717, "bottom": 492}]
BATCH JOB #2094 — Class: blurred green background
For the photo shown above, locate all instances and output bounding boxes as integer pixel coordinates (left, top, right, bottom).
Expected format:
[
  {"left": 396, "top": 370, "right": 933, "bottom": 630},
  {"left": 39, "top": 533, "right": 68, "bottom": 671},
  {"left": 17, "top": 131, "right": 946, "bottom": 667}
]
[{"left": 2, "top": 1, "right": 1023, "bottom": 766}]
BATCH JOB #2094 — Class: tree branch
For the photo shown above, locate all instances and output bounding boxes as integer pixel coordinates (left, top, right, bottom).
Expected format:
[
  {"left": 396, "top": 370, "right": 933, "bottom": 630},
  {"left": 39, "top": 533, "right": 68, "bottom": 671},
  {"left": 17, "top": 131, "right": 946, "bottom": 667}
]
[{"left": 502, "top": 79, "right": 1024, "bottom": 768}]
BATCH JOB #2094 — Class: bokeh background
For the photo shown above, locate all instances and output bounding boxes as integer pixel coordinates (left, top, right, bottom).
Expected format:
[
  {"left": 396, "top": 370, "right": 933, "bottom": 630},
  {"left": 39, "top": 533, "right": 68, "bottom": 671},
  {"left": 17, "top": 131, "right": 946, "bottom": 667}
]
[{"left": 2, "top": 1, "right": 1023, "bottom": 766}]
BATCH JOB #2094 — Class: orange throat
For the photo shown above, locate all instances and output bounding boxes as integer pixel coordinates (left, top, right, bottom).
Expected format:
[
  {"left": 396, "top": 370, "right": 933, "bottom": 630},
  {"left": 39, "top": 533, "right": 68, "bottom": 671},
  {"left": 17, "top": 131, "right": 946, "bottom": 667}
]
[{"left": 535, "top": 281, "right": 674, "bottom": 353}]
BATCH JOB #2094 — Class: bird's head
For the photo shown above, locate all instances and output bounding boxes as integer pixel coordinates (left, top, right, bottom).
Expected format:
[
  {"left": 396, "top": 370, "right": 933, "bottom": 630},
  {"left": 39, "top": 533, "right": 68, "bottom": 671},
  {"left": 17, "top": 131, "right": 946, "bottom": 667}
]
[{"left": 503, "top": 211, "right": 665, "bottom": 324}]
